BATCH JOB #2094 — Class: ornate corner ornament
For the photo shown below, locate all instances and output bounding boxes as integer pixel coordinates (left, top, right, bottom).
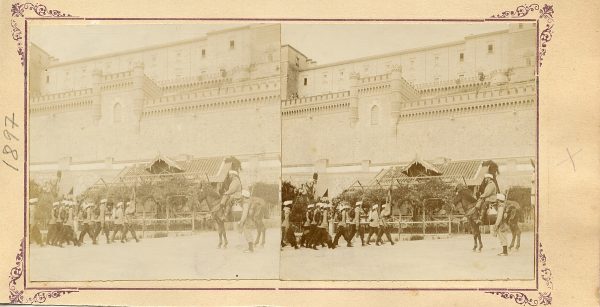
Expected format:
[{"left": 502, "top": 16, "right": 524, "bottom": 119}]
[
  {"left": 9, "top": 239, "right": 79, "bottom": 304},
  {"left": 485, "top": 241, "right": 553, "bottom": 306},
  {"left": 10, "top": 2, "right": 74, "bottom": 66},
  {"left": 490, "top": 4, "right": 555, "bottom": 67}
]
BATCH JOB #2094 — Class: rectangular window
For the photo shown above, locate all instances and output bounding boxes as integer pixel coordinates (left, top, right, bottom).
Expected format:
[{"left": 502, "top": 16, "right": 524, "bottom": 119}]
[
  {"left": 488, "top": 44, "right": 494, "bottom": 54},
  {"left": 46, "top": 75, "right": 49, "bottom": 83},
  {"left": 201, "top": 49, "right": 206, "bottom": 57},
  {"left": 303, "top": 78, "right": 307, "bottom": 86},
  {"left": 230, "top": 40, "right": 235, "bottom": 49},
  {"left": 459, "top": 53, "right": 464, "bottom": 62}
]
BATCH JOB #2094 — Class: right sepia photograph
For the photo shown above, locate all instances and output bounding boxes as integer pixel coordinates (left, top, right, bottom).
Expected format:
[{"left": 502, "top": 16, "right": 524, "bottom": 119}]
[{"left": 279, "top": 23, "right": 537, "bottom": 280}]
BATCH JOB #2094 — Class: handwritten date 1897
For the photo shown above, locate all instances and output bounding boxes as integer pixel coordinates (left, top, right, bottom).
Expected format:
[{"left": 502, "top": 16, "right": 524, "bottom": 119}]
[{"left": 3, "top": 113, "right": 19, "bottom": 172}]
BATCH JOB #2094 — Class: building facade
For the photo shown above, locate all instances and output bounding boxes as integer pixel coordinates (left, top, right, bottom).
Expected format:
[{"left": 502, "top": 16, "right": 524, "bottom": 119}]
[
  {"left": 29, "top": 24, "right": 282, "bottom": 194},
  {"left": 281, "top": 24, "right": 537, "bottom": 196},
  {"left": 29, "top": 23, "right": 538, "bottom": 197}
]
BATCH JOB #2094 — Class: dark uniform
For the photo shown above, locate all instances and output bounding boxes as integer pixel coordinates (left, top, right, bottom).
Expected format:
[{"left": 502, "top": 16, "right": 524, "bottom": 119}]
[
  {"left": 94, "top": 200, "right": 111, "bottom": 244},
  {"left": 312, "top": 205, "right": 334, "bottom": 249},
  {"left": 281, "top": 201, "right": 298, "bottom": 248},
  {"left": 333, "top": 206, "right": 352, "bottom": 247},
  {"left": 123, "top": 202, "right": 140, "bottom": 242},
  {"left": 376, "top": 203, "right": 395, "bottom": 245},
  {"left": 28, "top": 199, "right": 44, "bottom": 246},
  {"left": 78, "top": 204, "right": 97, "bottom": 245},
  {"left": 299, "top": 205, "right": 314, "bottom": 247},
  {"left": 62, "top": 203, "right": 78, "bottom": 246},
  {"left": 366, "top": 205, "right": 380, "bottom": 245},
  {"left": 110, "top": 203, "right": 125, "bottom": 243}
]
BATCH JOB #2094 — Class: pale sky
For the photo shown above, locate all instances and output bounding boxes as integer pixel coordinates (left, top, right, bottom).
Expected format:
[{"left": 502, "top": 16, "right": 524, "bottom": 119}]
[
  {"left": 29, "top": 23, "right": 240, "bottom": 62},
  {"left": 30, "top": 22, "right": 512, "bottom": 64},
  {"left": 281, "top": 23, "right": 510, "bottom": 64}
]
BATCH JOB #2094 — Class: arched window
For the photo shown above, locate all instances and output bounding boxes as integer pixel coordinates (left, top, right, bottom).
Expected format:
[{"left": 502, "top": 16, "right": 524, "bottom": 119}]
[
  {"left": 113, "top": 103, "right": 122, "bottom": 123},
  {"left": 370, "top": 105, "right": 379, "bottom": 125}
]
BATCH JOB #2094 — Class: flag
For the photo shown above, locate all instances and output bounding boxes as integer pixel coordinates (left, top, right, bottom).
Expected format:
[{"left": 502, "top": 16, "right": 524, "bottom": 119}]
[{"left": 322, "top": 189, "right": 329, "bottom": 198}]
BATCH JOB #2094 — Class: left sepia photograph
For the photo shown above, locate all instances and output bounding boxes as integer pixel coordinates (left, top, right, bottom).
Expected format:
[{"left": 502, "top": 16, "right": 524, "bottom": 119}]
[{"left": 26, "top": 22, "right": 282, "bottom": 281}]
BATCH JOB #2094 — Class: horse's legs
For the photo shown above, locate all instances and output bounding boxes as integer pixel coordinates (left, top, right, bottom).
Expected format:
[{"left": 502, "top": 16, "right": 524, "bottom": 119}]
[
  {"left": 476, "top": 226, "right": 483, "bottom": 251},
  {"left": 509, "top": 229, "right": 516, "bottom": 250},
  {"left": 217, "top": 224, "right": 223, "bottom": 248},
  {"left": 220, "top": 222, "right": 228, "bottom": 247},
  {"left": 515, "top": 226, "right": 521, "bottom": 250}
]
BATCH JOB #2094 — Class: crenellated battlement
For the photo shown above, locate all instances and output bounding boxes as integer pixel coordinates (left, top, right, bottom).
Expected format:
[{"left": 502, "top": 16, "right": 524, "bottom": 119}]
[
  {"left": 282, "top": 91, "right": 351, "bottom": 108},
  {"left": 145, "top": 77, "right": 279, "bottom": 107},
  {"left": 142, "top": 92, "right": 279, "bottom": 118},
  {"left": 157, "top": 75, "right": 233, "bottom": 94},
  {"left": 397, "top": 81, "right": 536, "bottom": 121},
  {"left": 403, "top": 81, "right": 536, "bottom": 110},
  {"left": 31, "top": 88, "right": 94, "bottom": 104}
]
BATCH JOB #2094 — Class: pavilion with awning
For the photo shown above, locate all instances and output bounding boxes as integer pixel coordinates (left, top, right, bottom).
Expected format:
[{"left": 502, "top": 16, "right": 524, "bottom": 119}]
[{"left": 348, "top": 158, "right": 487, "bottom": 190}]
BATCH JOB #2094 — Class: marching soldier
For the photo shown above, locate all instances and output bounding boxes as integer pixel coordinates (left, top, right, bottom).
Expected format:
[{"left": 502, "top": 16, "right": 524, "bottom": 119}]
[
  {"left": 55, "top": 201, "right": 69, "bottom": 246},
  {"left": 493, "top": 194, "right": 509, "bottom": 256},
  {"left": 377, "top": 203, "right": 395, "bottom": 245},
  {"left": 78, "top": 202, "right": 97, "bottom": 245},
  {"left": 46, "top": 202, "right": 59, "bottom": 246},
  {"left": 366, "top": 204, "right": 381, "bottom": 245},
  {"left": 281, "top": 200, "right": 299, "bottom": 249},
  {"left": 123, "top": 201, "right": 140, "bottom": 243},
  {"left": 91, "top": 202, "right": 101, "bottom": 242},
  {"left": 110, "top": 202, "right": 125, "bottom": 243},
  {"left": 299, "top": 204, "right": 314, "bottom": 247},
  {"left": 238, "top": 190, "right": 256, "bottom": 253},
  {"left": 94, "top": 199, "right": 111, "bottom": 244},
  {"left": 28, "top": 198, "right": 44, "bottom": 247},
  {"left": 333, "top": 204, "right": 352, "bottom": 247},
  {"left": 308, "top": 203, "right": 322, "bottom": 249},
  {"left": 62, "top": 201, "right": 79, "bottom": 246},
  {"left": 349, "top": 201, "right": 365, "bottom": 246},
  {"left": 313, "top": 203, "right": 334, "bottom": 249}
]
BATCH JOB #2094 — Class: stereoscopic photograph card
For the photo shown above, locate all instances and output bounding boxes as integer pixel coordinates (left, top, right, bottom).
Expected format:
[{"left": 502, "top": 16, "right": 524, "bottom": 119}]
[{"left": 0, "top": 0, "right": 598, "bottom": 306}]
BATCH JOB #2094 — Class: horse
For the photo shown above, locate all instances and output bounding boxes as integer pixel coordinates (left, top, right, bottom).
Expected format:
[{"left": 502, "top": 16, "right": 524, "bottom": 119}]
[
  {"left": 197, "top": 182, "right": 229, "bottom": 248},
  {"left": 455, "top": 185, "right": 523, "bottom": 252},
  {"left": 454, "top": 185, "right": 484, "bottom": 252},
  {"left": 505, "top": 200, "right": 522, "bottom": 251}
]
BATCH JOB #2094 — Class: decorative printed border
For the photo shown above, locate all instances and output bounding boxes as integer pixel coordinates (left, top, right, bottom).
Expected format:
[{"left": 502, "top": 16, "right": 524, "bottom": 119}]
[
  {"left": 10, "top": 2, "right": 74, "bottom": 65},
  {"left": 9, "top": 239, "right": 78, "bottom": 304},
  {"left": 490, "top": 4, "right": 555, "bottom": 66},
  {"left": 7, "top": 1, "right": 555, "bottom": 305},
  {"left": 485, "top": 241, "right": 554, "bottom": 305}
]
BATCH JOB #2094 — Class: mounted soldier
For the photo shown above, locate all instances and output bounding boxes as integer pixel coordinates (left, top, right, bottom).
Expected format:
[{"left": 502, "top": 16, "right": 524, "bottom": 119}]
[
  {"left": 475, "top": 174, "right": 497, "bottom": 224},
  {"left": 218, "top": 156, "right": 243, "bottom": 221}
]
